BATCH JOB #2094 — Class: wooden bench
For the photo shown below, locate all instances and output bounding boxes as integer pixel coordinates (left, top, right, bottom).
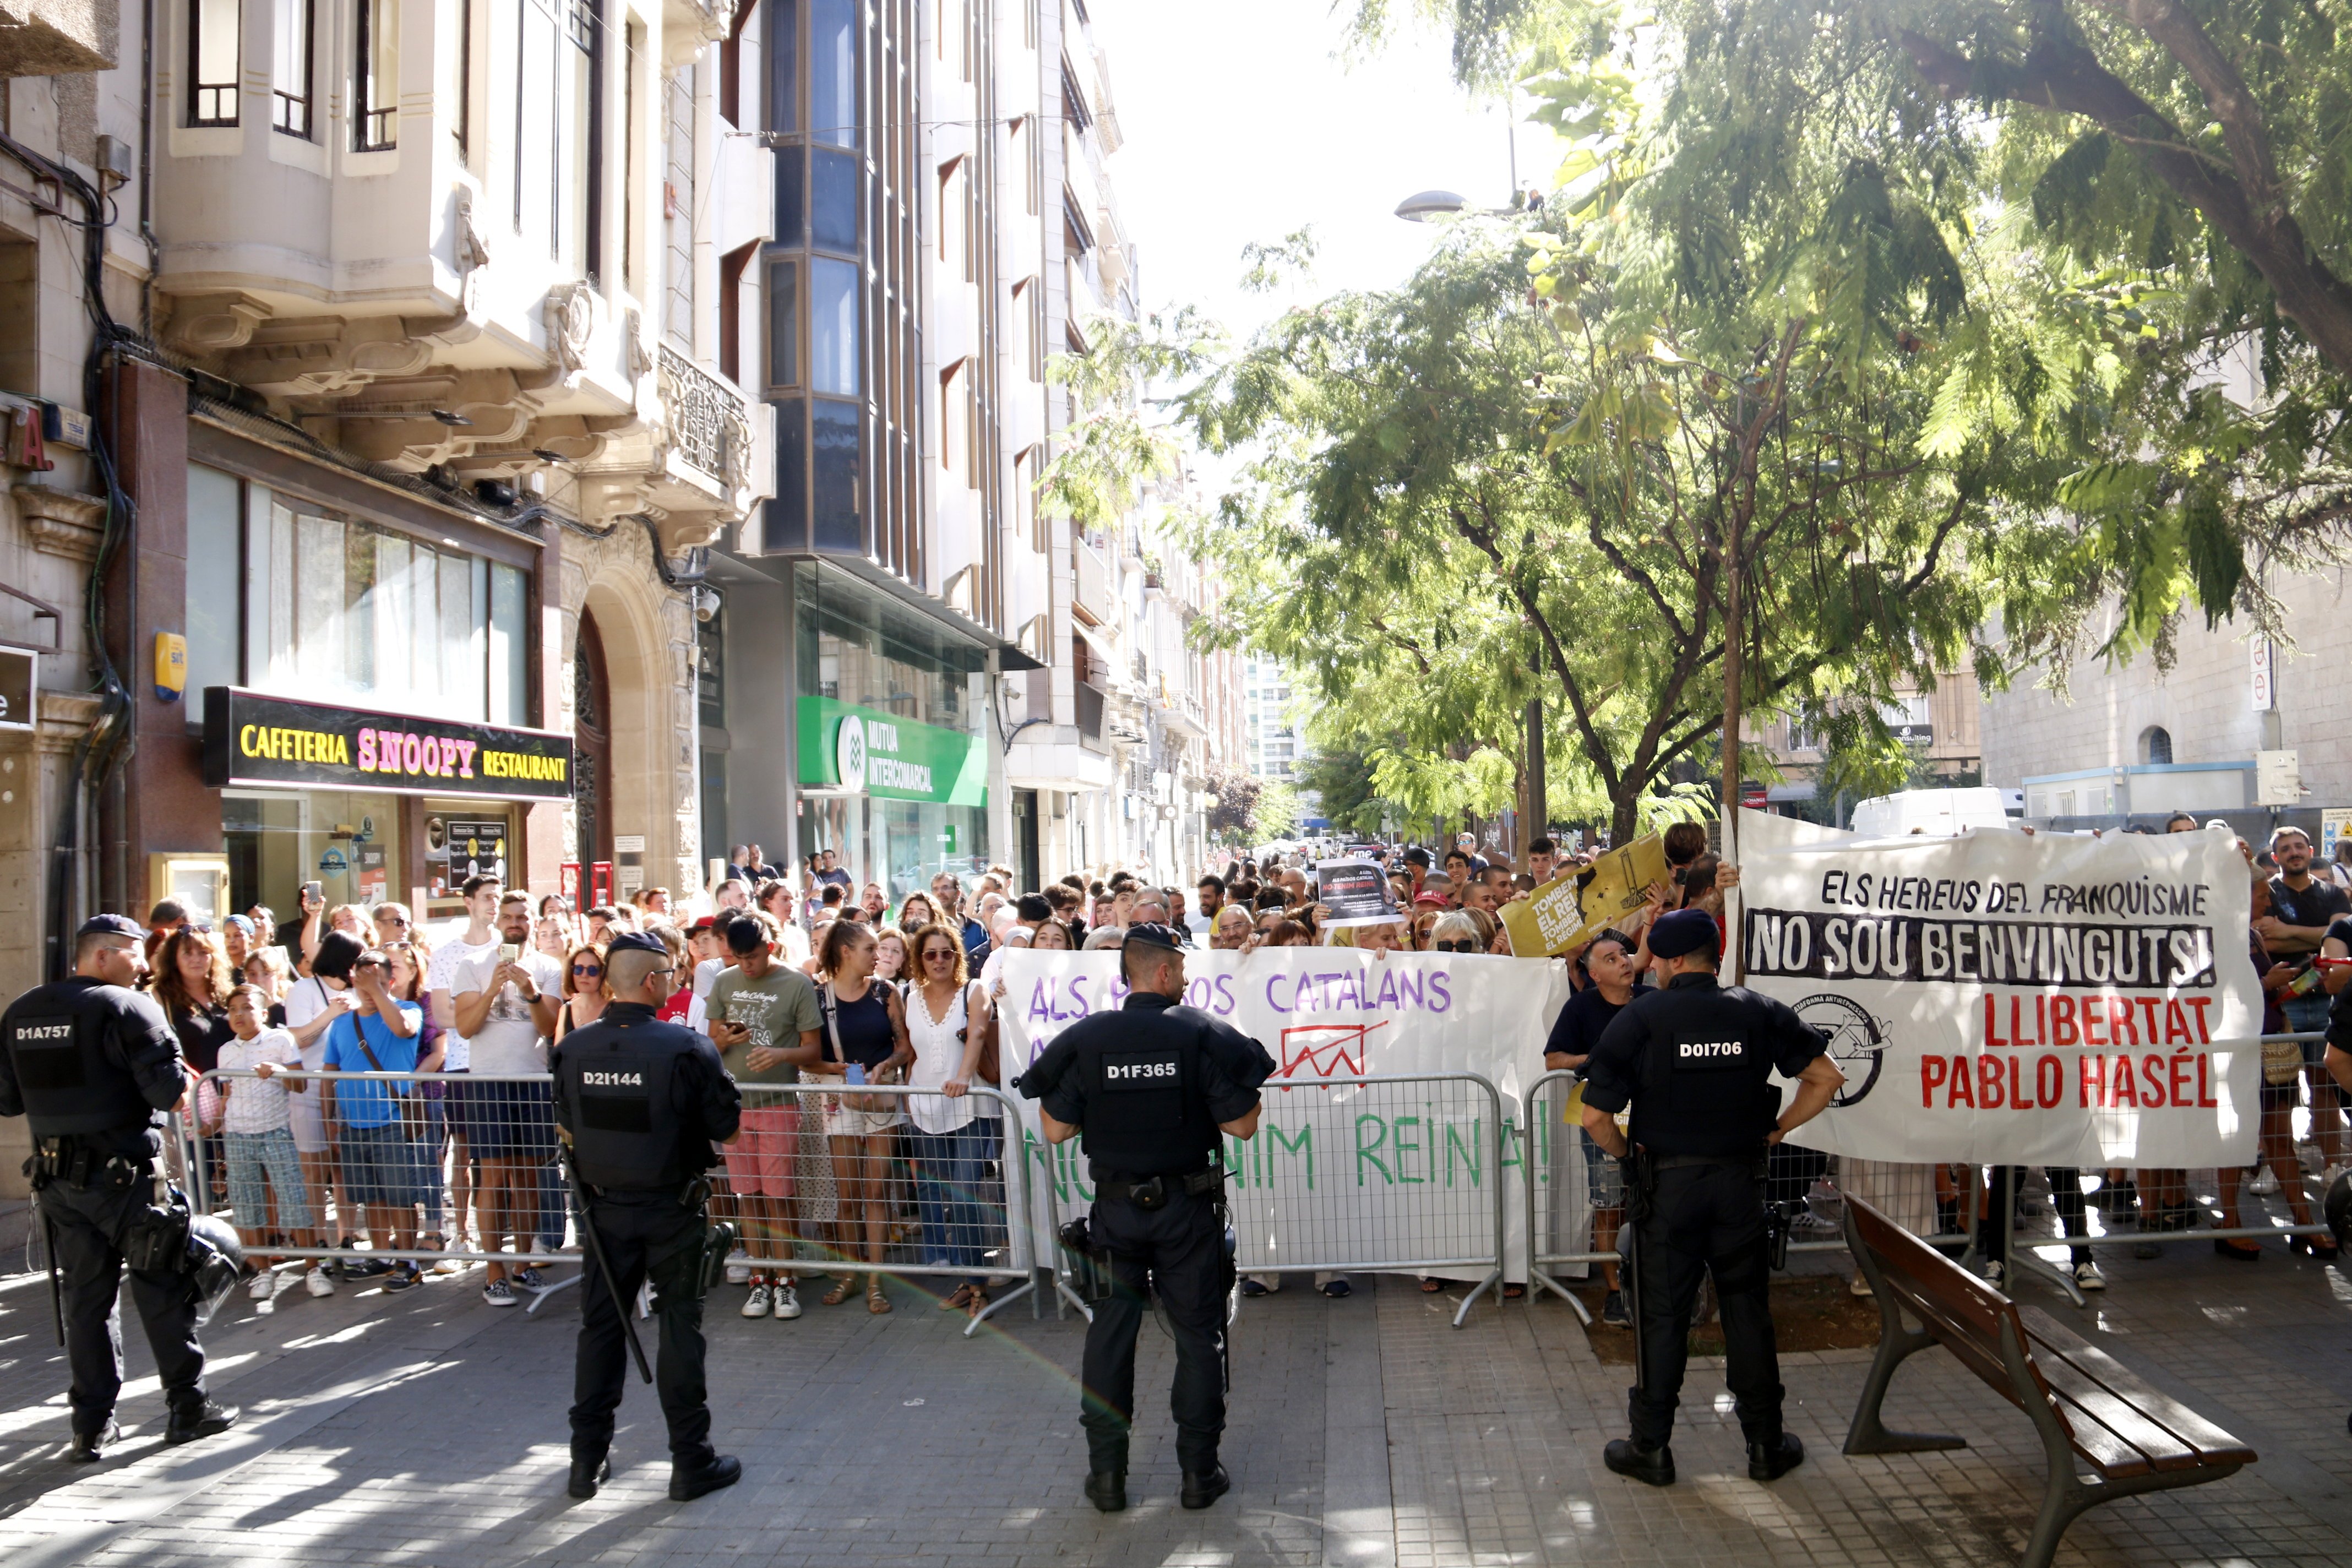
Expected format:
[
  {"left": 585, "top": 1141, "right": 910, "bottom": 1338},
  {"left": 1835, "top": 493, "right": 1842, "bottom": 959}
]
[{"left": 1842, "top": 1192, "right": 2255, "bottom": 1568}]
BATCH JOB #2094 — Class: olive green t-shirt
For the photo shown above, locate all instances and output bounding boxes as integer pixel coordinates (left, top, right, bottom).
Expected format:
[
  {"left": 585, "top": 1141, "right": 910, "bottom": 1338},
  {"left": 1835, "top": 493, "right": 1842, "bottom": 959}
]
[{"left": 707, "top": 965, "right": 824, "bottom": 1084}]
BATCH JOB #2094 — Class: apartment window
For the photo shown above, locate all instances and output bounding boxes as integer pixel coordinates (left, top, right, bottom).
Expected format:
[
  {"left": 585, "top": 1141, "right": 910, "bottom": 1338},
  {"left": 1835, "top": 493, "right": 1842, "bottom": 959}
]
[
  {"left": 355, "top": 0, "right": 399, "bottom": 150},
  {"left": 2143, "top": 726, "right": 2174, "bottom": 766},
  {"left": 810, "top": 0, "right": 855, "bottom": 148},
  {"left": 811, "top": 256, "right": 858, "bottom": 394},
  {"left": 569, "top": 0, "right": 605, "bottom": 282},
  {"left": 1060, "top": 58, "right": 1091, "bottom": 134},
  {"left": 1013, "top": 276, "right": 1042, "bottom": 380},
  {"left": 1015, "top": 446, "right": 1042, "bottom": 550},
  {"left": 766, "top": 257, "right": 798, "bottom": 388},
  {"left": 190, "top": 0, "right": 241, "bottom": 124},
  {"left": 449, "top": 0, "right": 470, "bottom": 156},
  {"left": 767, "top": 0, "right": 797, "bottom": 132},
  {"left": 940, "top": 360, "right": 965, "bottom": 477},
  {"left": 1064, "top": 193, "right": 1093, "bottom": 254},
  {"left": 622, "top": 19, "right": 640, "bottom": 288},
  {"left": 273, "top": 0, "right": 314, "bottom": 135},
  {"left": 938, "top": 157, "right": 963, "bottom": 267},
  {"left": 812, "top": 148, "right": 856, "bottom": 251}
]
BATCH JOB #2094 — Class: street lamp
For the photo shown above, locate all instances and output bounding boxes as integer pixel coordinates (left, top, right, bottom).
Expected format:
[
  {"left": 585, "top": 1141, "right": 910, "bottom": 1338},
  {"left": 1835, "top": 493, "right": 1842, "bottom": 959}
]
[{"left": 1393, "top": 189, "right": 1470, "bottom": 222}]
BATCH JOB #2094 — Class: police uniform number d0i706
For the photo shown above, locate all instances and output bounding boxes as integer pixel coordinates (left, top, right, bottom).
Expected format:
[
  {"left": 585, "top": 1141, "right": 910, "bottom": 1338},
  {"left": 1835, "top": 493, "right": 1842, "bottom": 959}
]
[
  {"left": 551, "top": 930, "right": 744, "bottom": 1504},
  {"left": 1576, "top": 908, "right": 1846, "bottom": 1490},
  {"left": 0, "top": 915, "right": 241, "bottom": 1462},
  {"left": 1019, "top": 922, "right": 1276, "bottom": 1517}
]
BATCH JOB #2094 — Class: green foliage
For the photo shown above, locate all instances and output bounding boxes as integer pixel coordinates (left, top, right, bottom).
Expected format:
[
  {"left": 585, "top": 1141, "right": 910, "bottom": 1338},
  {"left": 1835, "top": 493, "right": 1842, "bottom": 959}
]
[
  {"left": 1039, "top": 307, "right": 1225, "bottom": 539},
  {"left": 1255, "top": 781, "right": 1303, "bottom": 842},
  {"left": 1293, "top": 748, "right": 1389, "bottom": 836}
]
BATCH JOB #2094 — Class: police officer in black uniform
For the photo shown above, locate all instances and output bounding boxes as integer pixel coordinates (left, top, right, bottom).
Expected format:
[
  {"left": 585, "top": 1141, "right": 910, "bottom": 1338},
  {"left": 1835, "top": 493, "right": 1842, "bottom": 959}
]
[
  {"left": 1021, "top": 922, "right": 1274, "bottom": 1514},
  {"left": 1578, "top": 908, "right": 1844, "bottom": 1487},
  {"left": 551, "top": 930, "right": 743, "bottom": 1502},
  {"left": 0, "top": 915, "right": 238, "bottom": 1460}
]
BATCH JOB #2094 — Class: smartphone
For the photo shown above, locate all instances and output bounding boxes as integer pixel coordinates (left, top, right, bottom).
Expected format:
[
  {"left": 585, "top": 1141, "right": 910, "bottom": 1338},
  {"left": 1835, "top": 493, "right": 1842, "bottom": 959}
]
[
  {"left": 301, "top": 880, "right": 323, "bottom": 904},
  {"left": 498, "top": 942, "right": 521, "bottom": 965},
  {"left": 845, "top": 1063, "right": 868, "bottom": 1086}
]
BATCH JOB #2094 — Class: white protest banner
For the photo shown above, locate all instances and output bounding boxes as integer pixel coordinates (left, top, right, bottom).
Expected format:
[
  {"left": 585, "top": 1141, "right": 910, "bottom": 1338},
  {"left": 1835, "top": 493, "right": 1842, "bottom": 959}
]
[
  {"left": 1314, "top": 857, "right": 1402, "bottom": 929},
  {"left": 1736, "top": 820, "right": 2260, "bottom": 1167},
  {"left": 997, "top": 949, "right": 1571, "bottom": 1281}
]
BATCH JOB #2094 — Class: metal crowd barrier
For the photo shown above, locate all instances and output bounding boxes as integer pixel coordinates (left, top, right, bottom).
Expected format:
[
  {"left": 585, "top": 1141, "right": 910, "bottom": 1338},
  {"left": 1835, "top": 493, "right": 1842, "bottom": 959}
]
[
  {"left": 726, "top": 1083, "right": 1033, "bottom": 1335},
  {"left": 1523, "top": 1032, "right": 2351, "bottom": 1311},
  {"left": 1023, "top": 1071, "right": 1511, "bottom": 1329},
  {"left": 182, "top": 1069, "right": 587, "bottom": 1309}
]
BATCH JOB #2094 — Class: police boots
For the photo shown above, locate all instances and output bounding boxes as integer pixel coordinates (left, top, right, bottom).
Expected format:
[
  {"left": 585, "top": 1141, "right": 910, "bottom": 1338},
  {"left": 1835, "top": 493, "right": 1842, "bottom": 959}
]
[
  {"left": 1084, "top": 1469, "right": 1127, "bottom": 1512},
  {"left": 1180, "top": 1463, "right": 1231, "bottom": 1510},
  {"left": 1602, "top": 1438, "right": 1675, "bottom": 1487},
  {"left": 568, "top": 1451, "right": 612, "bottom": 1499},
  {"left": 668, "top": 1451, "right": 742, "bottom": 1502},
  {"left": 164, "top": 1400, "right": 238, "bottom": 1446}
]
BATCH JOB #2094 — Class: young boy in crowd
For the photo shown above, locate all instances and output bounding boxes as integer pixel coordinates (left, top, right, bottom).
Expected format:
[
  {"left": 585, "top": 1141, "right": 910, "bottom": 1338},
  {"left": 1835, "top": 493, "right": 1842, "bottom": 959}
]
[{"left": 215, "top": 983, "right": 316, "bottom": 1312}]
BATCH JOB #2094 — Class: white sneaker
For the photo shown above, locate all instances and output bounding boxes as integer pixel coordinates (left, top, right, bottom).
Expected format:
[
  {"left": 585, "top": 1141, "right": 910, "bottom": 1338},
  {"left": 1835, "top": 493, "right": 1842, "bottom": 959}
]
[
  {"left": 2074, "top": 1260, "right": 2106, "bottom": 1291},
  {"left": 248, "top": 1271, "right": 276, "bottom": 1301},
  {"left": 725, "top": 1251, "right": 752, "bottom": 1286},
  {"left": 2251, "top": 1166, "right": 2281, "bottom": 1196},
  {"left": 304, "top": 1267, "right": 335, "bottom": 1298},
  {"left": 1983, "top": 1260, "right": 2006, "bottom": 1290},
  {"left": 772, "top": 1281, "right": 802, "bottom": 1320},
  {"left": 741, "top": 1283, "right": 772, "bottom": 1318}
]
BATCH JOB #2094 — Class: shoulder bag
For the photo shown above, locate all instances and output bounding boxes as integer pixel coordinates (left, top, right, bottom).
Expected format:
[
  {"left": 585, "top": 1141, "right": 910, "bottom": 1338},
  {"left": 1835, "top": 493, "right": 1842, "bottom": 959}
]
[{"left": 821, "top": 982, "right": 901, "bottom": 1113}]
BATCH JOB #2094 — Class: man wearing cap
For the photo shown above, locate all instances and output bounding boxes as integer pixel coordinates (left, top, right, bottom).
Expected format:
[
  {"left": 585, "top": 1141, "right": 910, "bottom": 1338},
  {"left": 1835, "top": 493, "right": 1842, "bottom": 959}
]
[
  {"left": 1020, "top": 923, "right": 1276, "bottom": 1515},
  {"left": 551, "top": 930, "right": 744, "bottom": 1502},
  {"left": 1576, "top": 907, "right": 1844, "bottom": 1488},
  {"left": 0, "top": 914, "right": 238, "bottom": 1460}
]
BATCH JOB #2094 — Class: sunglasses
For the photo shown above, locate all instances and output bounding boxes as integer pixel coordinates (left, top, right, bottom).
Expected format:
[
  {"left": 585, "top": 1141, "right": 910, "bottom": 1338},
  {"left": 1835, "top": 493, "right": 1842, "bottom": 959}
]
[
  {"left": 572, "top": 963, "right": 604, "bottom": 977},
  {"left": 1433, "top": 940, "right": 1478, "bottom": 953},
  {"left": 922, "top": 947, "right": 958, "bottom": 961}
]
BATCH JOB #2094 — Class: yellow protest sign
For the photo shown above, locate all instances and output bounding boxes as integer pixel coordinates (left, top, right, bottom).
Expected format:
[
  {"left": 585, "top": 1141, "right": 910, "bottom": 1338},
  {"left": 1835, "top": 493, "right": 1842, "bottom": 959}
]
[
  {"left": 1499, "top": 872, "right": 1587, "bottom": 956},
  {"left": 1498, "top": 833, "right": 1673, "bottom": 957}
]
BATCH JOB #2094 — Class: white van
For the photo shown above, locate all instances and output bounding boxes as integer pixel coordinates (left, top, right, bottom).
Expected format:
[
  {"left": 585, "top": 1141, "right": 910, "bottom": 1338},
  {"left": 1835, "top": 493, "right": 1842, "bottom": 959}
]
[{"left": 1848, "top": 786, "right": 2015, "bottom": 840}]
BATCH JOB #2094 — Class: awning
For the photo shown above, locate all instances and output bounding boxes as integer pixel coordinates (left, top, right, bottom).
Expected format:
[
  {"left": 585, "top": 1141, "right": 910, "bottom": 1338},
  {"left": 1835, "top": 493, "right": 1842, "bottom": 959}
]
[{"left": 1072, "top": 620, "right": 1119, "bottom": 667}]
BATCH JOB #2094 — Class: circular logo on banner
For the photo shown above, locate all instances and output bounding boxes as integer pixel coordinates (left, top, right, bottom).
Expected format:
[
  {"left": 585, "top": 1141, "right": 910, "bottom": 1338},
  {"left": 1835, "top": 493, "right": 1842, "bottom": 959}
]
[
  {"left": 836, "top": 715, "right": 868, "bottom": 793},
  {"left": 1793, "top": 993, "right": 1888, "bottom": 1108}
]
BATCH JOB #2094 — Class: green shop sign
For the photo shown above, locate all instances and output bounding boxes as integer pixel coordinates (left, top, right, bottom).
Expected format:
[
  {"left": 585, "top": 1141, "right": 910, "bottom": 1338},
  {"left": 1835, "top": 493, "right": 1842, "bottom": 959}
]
[{"left": 797, "top": 697, "right": 987, "bottom": 806}]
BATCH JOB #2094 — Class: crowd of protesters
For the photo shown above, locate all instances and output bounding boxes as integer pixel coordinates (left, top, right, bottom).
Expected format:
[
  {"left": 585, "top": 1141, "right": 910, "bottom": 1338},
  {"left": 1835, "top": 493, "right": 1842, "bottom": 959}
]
[{"left": 154, "top": 809, "right": 2351, "bottom": 1325}]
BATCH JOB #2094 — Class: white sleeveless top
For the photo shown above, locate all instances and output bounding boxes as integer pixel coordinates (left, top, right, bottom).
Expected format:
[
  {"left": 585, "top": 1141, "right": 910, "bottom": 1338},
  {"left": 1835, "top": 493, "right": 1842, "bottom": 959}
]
[{"left": 904, "top": 981, "right": 988, "bottom": 1133}]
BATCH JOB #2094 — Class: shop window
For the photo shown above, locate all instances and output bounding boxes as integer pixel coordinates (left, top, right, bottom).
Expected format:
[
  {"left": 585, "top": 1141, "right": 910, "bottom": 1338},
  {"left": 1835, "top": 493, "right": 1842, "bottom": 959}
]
[
  {"left": 190, "top": 0, "right": 241, "bottom": 126},
  {"left": 489, "top": 562, "right": 528, "bottom": 725}
]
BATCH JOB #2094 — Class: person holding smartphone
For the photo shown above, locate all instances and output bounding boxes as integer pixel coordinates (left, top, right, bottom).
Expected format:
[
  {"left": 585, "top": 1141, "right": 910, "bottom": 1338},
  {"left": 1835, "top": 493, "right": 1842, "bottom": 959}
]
[{"left": 452, "top": 894, "right": 562, "bottom": 1304}]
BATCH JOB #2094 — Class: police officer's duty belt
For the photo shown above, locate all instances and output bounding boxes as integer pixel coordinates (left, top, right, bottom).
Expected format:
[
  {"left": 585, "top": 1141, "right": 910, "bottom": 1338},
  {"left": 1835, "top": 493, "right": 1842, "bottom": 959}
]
[
  {"left": 1651, "top": 1151, "right": 1766, "bottom": 1172},
  {"left": 1098, "top": 1167, "right": 1224, "bottom": 1208}
]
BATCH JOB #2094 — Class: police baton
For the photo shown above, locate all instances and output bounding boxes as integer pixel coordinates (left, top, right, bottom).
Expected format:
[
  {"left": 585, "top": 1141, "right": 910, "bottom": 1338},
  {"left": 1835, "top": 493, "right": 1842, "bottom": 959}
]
[
  {"left": 558, "top": 1133, "right": 652, "bottom": 1385},
  {"left": 37, "top": 1195, "right": 63, "bottom": 1347}
]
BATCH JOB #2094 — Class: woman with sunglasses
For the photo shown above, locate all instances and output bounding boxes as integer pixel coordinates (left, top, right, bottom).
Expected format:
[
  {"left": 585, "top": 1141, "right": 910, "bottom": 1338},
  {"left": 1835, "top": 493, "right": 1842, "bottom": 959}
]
[
  {"left": 1425, "top": 912, "right": 1484, "bottom": 955},
  {"left": 902, "top": 923, "right": 997, "bottom": 1316},
  {"left": 553, "top": 943, "right": 609, "bottom": 1043},
  {"left": 811, "top": 922, "right": 915, "bottom": 1313}
]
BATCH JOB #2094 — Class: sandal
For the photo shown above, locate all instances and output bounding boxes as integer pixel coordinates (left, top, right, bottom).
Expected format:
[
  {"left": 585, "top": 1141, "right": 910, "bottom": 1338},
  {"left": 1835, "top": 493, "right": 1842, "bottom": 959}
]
[
  {"left": 2214, "top": 1238, "right": 2264, "bottom": 1262},
  {"left": 1419, "top": 1277, "right": 1445, "bottom": 1294},
  {"left": 2291, "top": 1233, "right": 2341, "bottom": 1259},
  {"left": 939, "top": 1283, "right": 977, "bottom": 1311},
  {"left": 821, "top": 1276, "right": 857, "bottom": 1306},
  {"left": 867, "top": 1282, "right": 892, "bottom": 1315},
  {"left": 966, "top": 1286, "right": 989, "bottom": 1320}
]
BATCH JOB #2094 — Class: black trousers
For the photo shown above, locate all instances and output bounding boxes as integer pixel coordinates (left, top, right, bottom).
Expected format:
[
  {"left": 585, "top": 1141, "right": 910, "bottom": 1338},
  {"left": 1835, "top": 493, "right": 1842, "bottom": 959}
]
[
  {"left": 1627, "top": 1162, "right": 1782, "bottom": 1450},
  {"left": 569, "top": 1197, "right": 713, "bottom": 1464},
  {"left": 1080, "top": 1185, "right": 1227, "bottom": 1475},
  {"left": 1977, "top": 1167, "right": 2091, "bottom": 1267},
  {"left": 41, "top": 1176, "right": 207, "bottom": 1436}
]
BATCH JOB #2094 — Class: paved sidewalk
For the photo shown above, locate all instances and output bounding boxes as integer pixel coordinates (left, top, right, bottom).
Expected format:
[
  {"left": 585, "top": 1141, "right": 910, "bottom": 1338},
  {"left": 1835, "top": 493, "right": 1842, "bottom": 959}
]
[{"left": 1, "top": 1241, "right": 2349, "bottom": 1566}]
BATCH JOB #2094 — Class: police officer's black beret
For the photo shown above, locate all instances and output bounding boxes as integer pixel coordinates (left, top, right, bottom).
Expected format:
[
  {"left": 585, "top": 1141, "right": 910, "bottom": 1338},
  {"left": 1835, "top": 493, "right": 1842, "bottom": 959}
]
[
  {"left": 606, "top": 930, "right": 668, "bottom": 956},
  {"left": 1648, "top": 908, "right": 1719, "bottom": 959},
  {"left": 1121, "top": 922, "right": 1185, "bottom": 954},
  {"left": 78, "top": 914, "right": 143, "bottom": 940}
]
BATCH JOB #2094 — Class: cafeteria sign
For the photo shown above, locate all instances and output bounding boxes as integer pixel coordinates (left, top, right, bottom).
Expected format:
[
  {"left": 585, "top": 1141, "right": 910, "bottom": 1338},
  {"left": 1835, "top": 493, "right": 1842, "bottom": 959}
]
[
  {"left": 797, "top": 696, "right": 986, "bottom": 805},
  {"left": 202, "top": 688, "right": 575, "bottom": 802}
]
